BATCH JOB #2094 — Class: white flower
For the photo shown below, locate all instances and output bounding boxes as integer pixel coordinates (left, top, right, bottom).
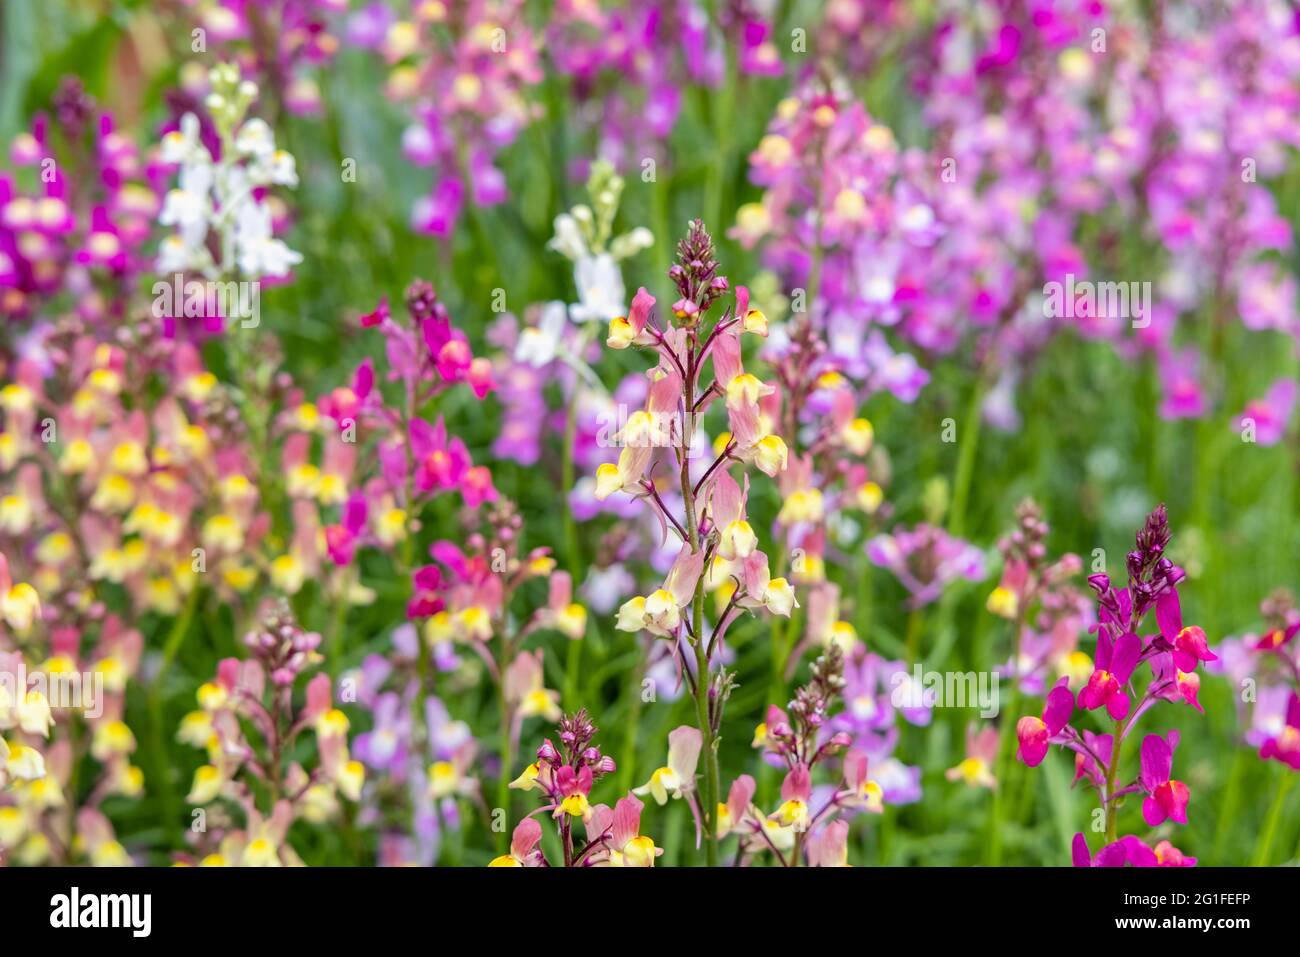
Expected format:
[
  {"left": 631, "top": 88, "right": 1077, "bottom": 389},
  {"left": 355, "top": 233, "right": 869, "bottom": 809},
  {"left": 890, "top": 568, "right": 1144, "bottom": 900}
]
[
  {"left": 159, "top": 188, "right": 208, "bottom": 234},
  {"left": 160, "top": 113, "right": 207, "bottom": 165},
  {"left": 515, "top": 301, "right": 568, "bottom": 367},
  {"left": 234, "top": 202, "right": 302, "bottom": 278},
  {"left": 548, "top": 212, "right": 588, "bottom": 262},
  {"left": 234, "top": 118, "right": 276, "bottom": 160},
  {"left": 569, "top": 253, "right": 626, "bottom": 324},
  {"left": 156, "top": 235, "right": 196, "bottom": 273}
]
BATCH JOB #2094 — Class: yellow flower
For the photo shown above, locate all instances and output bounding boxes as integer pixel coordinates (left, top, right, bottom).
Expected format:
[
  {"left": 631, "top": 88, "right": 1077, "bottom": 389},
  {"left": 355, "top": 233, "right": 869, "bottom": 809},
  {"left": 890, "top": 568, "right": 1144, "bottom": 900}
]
[
  {"left": 270, "top": 554, "right": 306, "bottom": 594},
  {"left": 556, "top": 603, "right": 588, "bottom": 640},
  {"left": 508, "top": 763, "right": 540, "bottom": 791},
  {"left": 752, "top": 434, "right": 789, "bottom": 476},
  {"left": 2, "top": 582, "right": 41, "bottom": 634},
  {"left": 187, "top": 765, "right": 223, "bottom": 804},
  {"left": 840, "top": 417, "right": 874, "bottom": 456},
  {"left": 777, "top": 488, "right": 824, "bottom": 525},
  {"left": 91, "top": 720, "right": 137, "bottom": 761},
  {"left": 336, "top": 760, "right": 365, "bottom": 801},
  {"left": 986, "top": 585, "right": 1019, "bottom": 619},
  {"left": 856, "top": 481, "right": 883, "bottom": 514}
]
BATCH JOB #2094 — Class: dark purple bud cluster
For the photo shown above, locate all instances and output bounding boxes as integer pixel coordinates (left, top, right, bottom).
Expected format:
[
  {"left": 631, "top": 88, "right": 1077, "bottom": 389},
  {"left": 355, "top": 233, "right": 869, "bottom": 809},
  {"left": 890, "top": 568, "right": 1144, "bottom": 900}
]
[
  {"left": 999, "top": 498, "right": 1050, "bottom": 567},
  {"left": 668, "top": 219, "right": 729, "bottom": 321},
  {"left": 770, "top": 645, "right": 850, "bottom": 767},
  {"left": 404, "top": 278, "right": 451, "bottom": 328},
  {"left": 546, "top": 709, "right": 617, "bottom": 777},
  {"left": 243, "top": 600, "right": 323, "bottom": 686}
]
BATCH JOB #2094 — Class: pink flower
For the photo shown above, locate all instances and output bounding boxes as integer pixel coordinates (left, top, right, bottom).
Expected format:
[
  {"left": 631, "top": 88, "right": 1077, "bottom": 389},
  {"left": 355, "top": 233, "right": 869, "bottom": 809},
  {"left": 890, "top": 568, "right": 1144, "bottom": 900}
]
[
  {"left": 1072, "top": 832, "right": 1160, "bottom": 868},
  {"left": 1139, "top": 732, "right": 1190, "bottom": 827},
  {"left": 1015, "top": 677, "right": 1074, "bottom": 767},
  {"left": 1234, "top": 379, "right": 1297, "bottom": 446},
  {"left": 1077, "top": 630, "right": 1141, "bottom": 719},
  {"left": 1259, "top": 692, "right": 1300, "bottom": 770}
]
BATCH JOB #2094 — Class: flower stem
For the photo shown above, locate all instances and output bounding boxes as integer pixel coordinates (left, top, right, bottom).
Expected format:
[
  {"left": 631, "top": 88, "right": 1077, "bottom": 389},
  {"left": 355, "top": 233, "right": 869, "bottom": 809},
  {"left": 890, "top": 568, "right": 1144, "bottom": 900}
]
[
  {"left": 496, "top": 651, "right": 514, "bottom": 857},
  {"left": 681, "top": 386, "right": 719, "bottom": 866},
  {"left": 1251, "top": 770, "right": 1295, "bottom": 866},
  {"left": 1104, "top": 718, "right": 1125, "bottom": 844},
  {"left": 948, "top": 371, "right": 988, "bottom": 539}
]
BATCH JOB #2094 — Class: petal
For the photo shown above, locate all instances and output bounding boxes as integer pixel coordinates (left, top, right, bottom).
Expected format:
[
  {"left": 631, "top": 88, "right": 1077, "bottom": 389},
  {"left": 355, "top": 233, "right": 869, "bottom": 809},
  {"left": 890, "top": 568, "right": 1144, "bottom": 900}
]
[
  {"left": 1105, "top": 688, "right": 1130, "bottom": 721},
  {"left": 1140, "top": 733, "right": 1173, "bottom": 791},
  {"left": 667, "top": 725, "right": 703, "bottom": 782},
  {"left": 1142, "top": 795, "right": 1166, "bottom": 828},
  {"left": 1071, "top": 832, "right": 1092, "bottom": 867},
  {"left": 1110, "top": 631, "right": 1141, "bottom": 684},
  {"left": 1155, "top": 588, "right": 1182, "bottom": 642}
]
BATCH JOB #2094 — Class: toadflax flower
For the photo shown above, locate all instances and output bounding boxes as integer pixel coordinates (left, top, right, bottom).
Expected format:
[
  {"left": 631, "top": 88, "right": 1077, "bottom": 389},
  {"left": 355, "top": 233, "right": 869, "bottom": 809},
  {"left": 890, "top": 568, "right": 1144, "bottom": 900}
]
[
  {"left": 1138, "top": 732, "right": 1190, "bottom": 827},
  {"left": 1016, "top": 677, "right": 1075, "bottom": 767},
  {"left": 634, "top": 726, "right": 702, "bottom": 805}
]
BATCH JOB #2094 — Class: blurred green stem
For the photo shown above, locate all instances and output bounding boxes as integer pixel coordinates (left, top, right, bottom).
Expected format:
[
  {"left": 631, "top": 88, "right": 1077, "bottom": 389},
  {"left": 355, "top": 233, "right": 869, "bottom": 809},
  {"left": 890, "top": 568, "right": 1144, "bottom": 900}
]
[
  {"left": 988, "top": 607, "right": 1026, "bottom": 865},
  {"left": 948, "top": 370, "right": 988, "bottom": 540},
  {"left": 681, "top": 388, "right": 719, "bottom": 866},
  {"left": 903, "top": 607, "right": 923, "bottom": 666},
  {"left": 1251, "top": 770, "right": 1294, "bottom": 866},
  {"left": 146, "top": 586, "right": 200, "bottom": 850},
  {"left": 496, "top": 678, "right": 514, "bottom": 857}
]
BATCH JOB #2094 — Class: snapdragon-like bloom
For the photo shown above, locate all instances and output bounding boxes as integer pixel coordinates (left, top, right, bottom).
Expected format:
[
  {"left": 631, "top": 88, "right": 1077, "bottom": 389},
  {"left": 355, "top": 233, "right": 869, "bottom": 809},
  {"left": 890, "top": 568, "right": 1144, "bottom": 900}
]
[
  {"left": 634, "top": 726, "right": 701, "bottom": 805},
  {"left": 156, "top": 65, "right": 302, "bottom": 285},
  {"left": 1015, "top": 678, "right": 1074, "bottom": 767},
  {"left": 1259, "top": 692, "right": 1300, "bottom": 770},
  {"left": 867, "top": 524, "right": 985, "bottom": 608},
  {"left": 360, "top": 0, "right": 542, "bottom": 238},
  {"left": 1077, "top": 630, "right": 1141, "bottom": 720},
  {"left": 1138, "top": 732, "right": 1190, "bottom": 827}
]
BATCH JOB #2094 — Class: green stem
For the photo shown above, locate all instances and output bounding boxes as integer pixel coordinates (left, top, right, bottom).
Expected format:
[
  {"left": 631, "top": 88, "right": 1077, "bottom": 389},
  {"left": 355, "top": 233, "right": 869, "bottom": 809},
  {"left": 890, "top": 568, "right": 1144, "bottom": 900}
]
[
  {"left": 903, "top": 607, "right": 924, "bottom": 667},
  {"left": 680, "top": 385, "right": 718, "bottom": 866},
  {"left": 1212, "top": 748, "right": 1247, "bottom": 863},
  {"left": 496, "top": 679, "right": 513, "bottom": 857},
  {"left": 146, "top": 586, "right": 200, "bottom": 850},
  {"left": 988, "top": 608, "right": 1027, "bottom": 864},
  {"left": 617, "top": 658, "right": 646, "bottom": 794},
  {"left": 948, "top": 371, "right": 988, "bottom": 539},
  {"left": 1251, "top": 771, "right": 1295, "bottom": 867},
  {"left": 563, "top": 634, "right": 583, "bottom": 711},
  {"left": 1104, "top": 719, "right": 1125, "bottom": 844}
]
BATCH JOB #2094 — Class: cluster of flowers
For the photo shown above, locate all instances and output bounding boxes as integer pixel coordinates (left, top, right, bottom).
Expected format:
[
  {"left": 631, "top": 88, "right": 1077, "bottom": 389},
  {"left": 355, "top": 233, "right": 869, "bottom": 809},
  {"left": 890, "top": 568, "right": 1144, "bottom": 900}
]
[
  {"left": 1012, "top": 505, "right": 1214, "bottom": 866},
  {"left": 156, "top": 63, "right": 302, "bottom": 281},
  {"left": 175, "top": 601, "right": 361, "bottom": 866},
  {"left": 499, "top": 709, "right": 658, "bottom": 866},
  {"left": 349, "top": 0, "right": 542, "bottom": 237},
  {"left": 1214, "top": 591, "right": 1300, "bottom": 772},
  {"left": 2, "top": 78, "right": 159, "bottom": 330},
  {"left": 544, "top": 0, "right": 783, "bottom": 171},
  {"left": 735, "top": 0, "right": 1300, "bottom": 434},
  {"left": 171, "top": 0, "right": 346, "bottom": 118}
]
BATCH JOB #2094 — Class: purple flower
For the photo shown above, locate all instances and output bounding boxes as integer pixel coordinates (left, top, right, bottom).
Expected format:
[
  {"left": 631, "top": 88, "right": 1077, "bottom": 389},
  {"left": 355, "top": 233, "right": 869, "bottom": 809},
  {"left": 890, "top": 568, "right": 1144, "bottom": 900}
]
[{"left": 867, "top": 524, "right": 985, "bottom": 607}]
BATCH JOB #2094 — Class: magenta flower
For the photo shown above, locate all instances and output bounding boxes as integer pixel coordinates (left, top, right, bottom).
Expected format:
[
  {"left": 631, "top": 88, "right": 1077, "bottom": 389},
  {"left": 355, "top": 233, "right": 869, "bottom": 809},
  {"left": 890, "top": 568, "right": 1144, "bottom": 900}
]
[
  {"left": 489, "top": 818, "right": 545, "bottom": 868},
  {"left": 1015, "top": 677, "right": 1074, "bottom": 767},
  {"left": 1071, "top": 731, "right": 1112, "bottom": 790},
  {"left": 1155, "top": 589, "right": 1218, "bottom": 674},
  {"left": 1259, "top": 692, "right": 1300, "bottom": 770},
  {"left": 867, "top": 524, "right": 985, "bottom": 608},
  {"left": 1234, "top": 379, "right": 1297, "bottom": 446},
  {"left": 1077, "top": 630, "right": 1141, "bottom": 720},
  {"left": 1139, "top": 732, "right": 1190, "bottom": 827},
  {"left": 1072, "top": 832, "right": 1197, "bottom": 868}
]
